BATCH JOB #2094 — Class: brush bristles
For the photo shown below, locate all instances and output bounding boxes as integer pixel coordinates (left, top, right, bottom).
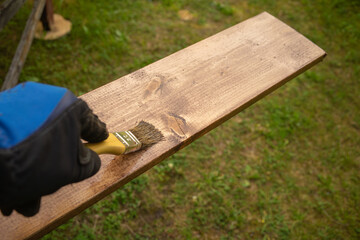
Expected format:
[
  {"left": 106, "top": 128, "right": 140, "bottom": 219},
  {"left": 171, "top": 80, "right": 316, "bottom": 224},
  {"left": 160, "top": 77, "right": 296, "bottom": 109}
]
[{"left": 130, "top": 121, "right": 164, "bottom": 148}]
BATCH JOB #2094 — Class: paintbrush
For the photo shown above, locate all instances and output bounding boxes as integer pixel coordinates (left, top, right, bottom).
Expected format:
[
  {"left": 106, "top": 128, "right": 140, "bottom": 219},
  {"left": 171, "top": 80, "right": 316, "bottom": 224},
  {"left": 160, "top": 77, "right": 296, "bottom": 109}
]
[{"left": 85, "top": 121, "right": 164, "bottom": 155}]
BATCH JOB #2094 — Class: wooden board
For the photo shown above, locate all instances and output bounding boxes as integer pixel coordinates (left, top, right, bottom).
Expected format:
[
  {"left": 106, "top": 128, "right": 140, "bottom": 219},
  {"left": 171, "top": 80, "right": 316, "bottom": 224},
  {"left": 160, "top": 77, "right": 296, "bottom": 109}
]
[{"left": 0, "top": 12, "right": 326, "bottom": 240}]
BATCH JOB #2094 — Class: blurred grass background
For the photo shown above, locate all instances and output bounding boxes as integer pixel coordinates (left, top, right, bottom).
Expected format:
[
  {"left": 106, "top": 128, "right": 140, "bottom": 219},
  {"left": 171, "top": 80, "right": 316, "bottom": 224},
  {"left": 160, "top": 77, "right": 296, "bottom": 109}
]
[{"left": 1, "top": 0, "right": 359, "bottom": 239}]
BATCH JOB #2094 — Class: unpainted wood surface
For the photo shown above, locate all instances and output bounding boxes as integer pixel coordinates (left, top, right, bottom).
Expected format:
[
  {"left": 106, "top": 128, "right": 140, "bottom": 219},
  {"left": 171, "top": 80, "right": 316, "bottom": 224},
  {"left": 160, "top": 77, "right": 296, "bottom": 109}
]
[{"left": 0, "top": 12, "right": 326, "bottom": 240}]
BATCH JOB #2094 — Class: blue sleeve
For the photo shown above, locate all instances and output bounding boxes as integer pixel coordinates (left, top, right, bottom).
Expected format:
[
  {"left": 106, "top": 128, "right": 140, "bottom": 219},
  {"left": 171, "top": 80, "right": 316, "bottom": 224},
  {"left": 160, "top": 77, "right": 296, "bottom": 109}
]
[{"left": 0, "top": 82, "right": 77, "bottom": 149}]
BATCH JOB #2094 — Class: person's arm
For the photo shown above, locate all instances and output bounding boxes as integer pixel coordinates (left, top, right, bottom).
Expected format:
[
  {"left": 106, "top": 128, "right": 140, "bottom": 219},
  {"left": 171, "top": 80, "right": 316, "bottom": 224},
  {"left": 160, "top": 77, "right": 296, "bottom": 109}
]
[{"left": 0, "top": 82, "right": 108, "bottom": 217}]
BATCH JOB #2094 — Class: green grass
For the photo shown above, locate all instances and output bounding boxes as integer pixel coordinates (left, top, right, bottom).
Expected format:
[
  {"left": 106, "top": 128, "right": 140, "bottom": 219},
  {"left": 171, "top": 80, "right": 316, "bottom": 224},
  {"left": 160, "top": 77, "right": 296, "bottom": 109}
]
[{"left": 1, "top": 0, "right": 359, "bottom": 239}]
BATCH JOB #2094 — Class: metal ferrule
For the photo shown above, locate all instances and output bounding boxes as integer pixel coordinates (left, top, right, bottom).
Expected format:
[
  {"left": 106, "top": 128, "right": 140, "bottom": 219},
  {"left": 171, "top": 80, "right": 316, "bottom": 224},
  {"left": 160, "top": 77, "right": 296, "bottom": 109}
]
[{"left": 114, "top": 131, "right": 142, "bottom": 154}]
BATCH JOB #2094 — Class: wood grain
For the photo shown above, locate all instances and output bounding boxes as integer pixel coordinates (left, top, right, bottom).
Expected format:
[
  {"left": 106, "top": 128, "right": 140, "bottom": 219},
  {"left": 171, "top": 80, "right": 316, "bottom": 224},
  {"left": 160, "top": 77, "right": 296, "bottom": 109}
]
[
  {"left": 0, "top": 12, "right": 326, "bottom": 239},
  {"left": 1, "top": 0, "right": 46, "bottom": 91}
]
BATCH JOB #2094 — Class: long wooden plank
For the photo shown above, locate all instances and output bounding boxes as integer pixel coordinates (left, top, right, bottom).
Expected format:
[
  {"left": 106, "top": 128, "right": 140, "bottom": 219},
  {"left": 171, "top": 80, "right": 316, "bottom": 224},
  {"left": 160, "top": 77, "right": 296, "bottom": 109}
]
[
  {"left": 0, "top": 12, "right": 326, "bottom": 239},
  {"left": 1, "top": 0, "right": 46, "bottom": 91}
]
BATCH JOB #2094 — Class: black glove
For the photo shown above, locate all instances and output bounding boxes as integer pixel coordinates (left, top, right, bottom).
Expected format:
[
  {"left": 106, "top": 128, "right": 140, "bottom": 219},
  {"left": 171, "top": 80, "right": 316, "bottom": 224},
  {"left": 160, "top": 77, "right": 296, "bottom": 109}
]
[{"left": 0, "top": 82, "right": 108, "bottom": 217}]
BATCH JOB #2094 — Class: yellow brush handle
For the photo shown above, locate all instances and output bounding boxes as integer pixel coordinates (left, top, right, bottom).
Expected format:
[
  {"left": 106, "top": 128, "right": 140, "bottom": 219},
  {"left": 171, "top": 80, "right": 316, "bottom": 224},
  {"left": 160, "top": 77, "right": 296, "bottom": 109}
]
[{"left": 85, "top": 133, "right": 126, "bottom": 155}]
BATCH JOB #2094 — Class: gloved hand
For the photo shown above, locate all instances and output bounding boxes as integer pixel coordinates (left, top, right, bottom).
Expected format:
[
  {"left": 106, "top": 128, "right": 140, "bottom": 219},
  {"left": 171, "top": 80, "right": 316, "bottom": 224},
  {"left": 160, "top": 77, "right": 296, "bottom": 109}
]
[{"left": 0, "top": 82, "right": 108, "bottom": 217}]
